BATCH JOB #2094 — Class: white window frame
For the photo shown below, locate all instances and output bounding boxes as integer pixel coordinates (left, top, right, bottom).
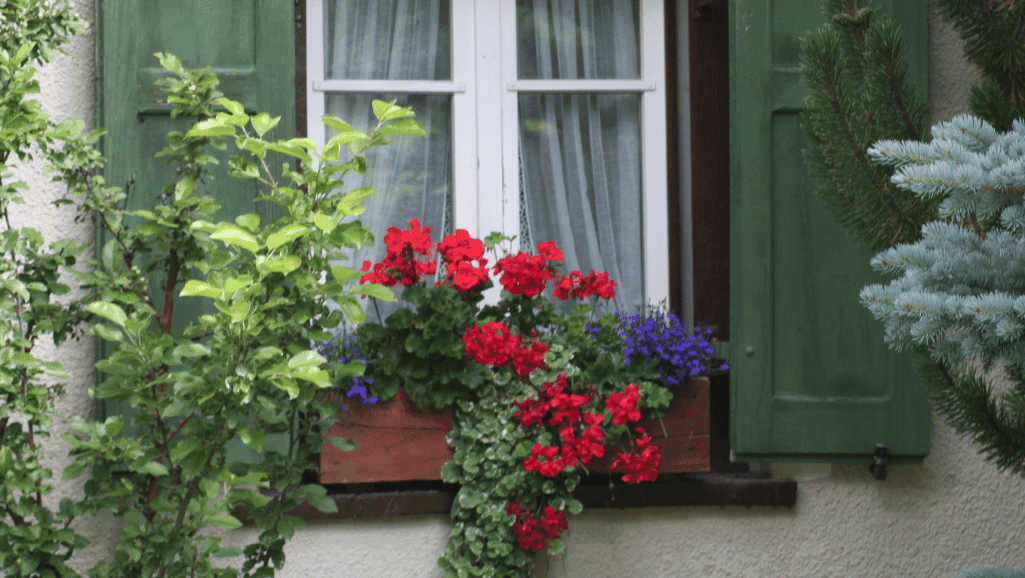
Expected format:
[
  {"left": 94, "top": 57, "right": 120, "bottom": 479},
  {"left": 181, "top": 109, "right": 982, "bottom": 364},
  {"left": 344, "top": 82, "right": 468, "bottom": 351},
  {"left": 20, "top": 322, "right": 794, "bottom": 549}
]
[{"left": 306, "top": 0, "right": 668, "bottom": 306}]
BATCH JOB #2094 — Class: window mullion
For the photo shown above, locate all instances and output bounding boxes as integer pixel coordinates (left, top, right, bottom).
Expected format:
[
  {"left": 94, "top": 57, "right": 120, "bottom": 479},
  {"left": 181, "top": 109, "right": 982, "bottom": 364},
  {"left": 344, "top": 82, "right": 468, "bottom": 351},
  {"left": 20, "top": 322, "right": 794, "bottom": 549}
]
[
  {"left": 640, "top": 0, "right": 669, "bottom": 306},
  {"left": 497, "top": 0, "right": 521, "bottom": 251},
  {"left": 452, "top": 0, "right": 477, "bottom": 238},
  {"left": 306, "top": 0, "right": 327, "bottom": 154},
  {"left": 470, "top": 0, "right": 510, "bottom": 246}
]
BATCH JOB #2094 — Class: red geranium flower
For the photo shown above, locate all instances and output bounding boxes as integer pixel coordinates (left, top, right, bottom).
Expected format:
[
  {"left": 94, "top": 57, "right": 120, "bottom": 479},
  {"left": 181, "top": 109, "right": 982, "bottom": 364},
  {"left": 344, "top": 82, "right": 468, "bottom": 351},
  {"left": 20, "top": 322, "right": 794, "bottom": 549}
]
[{"left": 605, "top": 383, "right": 642, "bottom": 425}]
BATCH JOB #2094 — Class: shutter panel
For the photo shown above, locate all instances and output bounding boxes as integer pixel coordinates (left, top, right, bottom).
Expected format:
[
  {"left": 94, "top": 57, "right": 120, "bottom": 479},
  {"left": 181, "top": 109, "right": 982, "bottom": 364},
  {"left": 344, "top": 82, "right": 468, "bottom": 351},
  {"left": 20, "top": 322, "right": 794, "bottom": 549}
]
[
  {"left": 96, "top": 1, "right": 295, "bottom": 446},
  {"left": 728, "top": 0, "right": 930, "bottom": 462}
]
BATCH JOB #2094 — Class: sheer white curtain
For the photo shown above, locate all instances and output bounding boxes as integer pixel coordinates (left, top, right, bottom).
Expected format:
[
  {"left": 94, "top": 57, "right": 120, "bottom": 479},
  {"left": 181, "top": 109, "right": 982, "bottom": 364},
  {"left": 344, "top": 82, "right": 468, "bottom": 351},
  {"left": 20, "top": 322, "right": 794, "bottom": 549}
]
[
  {"left": 517, "top": 0, "right": 645, "bottom": 313},
  {"left": 323, "top": 0, "right": 452, "bottom": 274}
]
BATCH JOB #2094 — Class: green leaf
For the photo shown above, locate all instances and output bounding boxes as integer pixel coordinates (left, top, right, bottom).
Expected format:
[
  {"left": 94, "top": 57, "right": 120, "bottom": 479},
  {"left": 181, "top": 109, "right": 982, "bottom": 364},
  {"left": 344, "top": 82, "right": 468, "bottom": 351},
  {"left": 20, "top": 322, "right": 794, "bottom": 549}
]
[
  {"left": 140, "top": 461, "right": 169, "bottom": 476},
  {"left": 90, "top": 323, "right": 123, "bottom": 342},
  {"left": 104, "top": 416, "right": 124, "bottom": 436},
  {"left": 251, "top": 113, "right": 281, "bottom": 138},
  {"left": 216, "top": 97, "right": 245, "bottom": 115},
  {"left": 458, "top": 487, "right": 484, "bottom": 509},
  {"left": 180, "top": 280, "right": 223, "bottom": 299},
  {"left": 187, "top": 119, "right": 236, "bottom": 137},
  {"left": 215, "top": 112, "right": 250, "bottom": 127},
  {"left": 339, "top": 186, "right": 377, "bottom": 210},
  {"left": 170, "top": 438, "right": 203, "bottom": 463},
  {"left": 235, "top": 213, "right": 261, "bottom": 231},
  {"left": 86, "top": 301, "right": 127, "bottom": 328},
  {"left": 227, "top": 300, "right": 251, "bottom": 321},
  {"left": 286, "top": 137, "right": 317, "bottom": 149},
  {"left": 266, "top": 142, "right": 310, "bottom": 161},
  {"left": 330, "top": 265, "right": 362, "bottom": 284},
  {"left": 293, "top": 368, "right": 331, "bottom": 388},
  {"left": 274, "top": 379, "right": 300, "bottom": 399},
  {"left": 337, "top": 295, "right": 365, "bottom": 324},
  {"left": 372, "top": 99, "right": 415, "bottom": 121},
  {"left": 224, "top": 275, "right": 253, "bottom": 293},
  {"left": 314, "top": 213, "right": 337, "bottom": 232},
  {"left": 266, "top": 224, "right": 310, "bottom": 250},
  {"left": 288, "top": 350, "right": 325, "bottom": 369},
  {"left": 326, "top": 437, "right": 355, "bottom": 452},
  {"left": 239, "top": 425, "right": 266, "bottom": 451},
  {"left": 378, "top": 119, "right": 426, "bottom": 136},
  {"left": 300, "top": 485, "right": 338, "bottom": 514},
  {"left": 62, "top": 459, "right": 88, "bottom": 481},
  {"left": 211, "top": 225, "right": 261, "bottom": 253},
  {"left": 352, "top": 283, "right": 397, "bottom": 302},
  {"left": 322, "top": 115, "right": 369, "bottom": 143},
  {"left": 441, "top": 460, "right": 460, "bottom": 483},
  {"left": 259, "top": 255, "right": 301, "bottom": 274},
  {"left": 206, "top": 513, "right": 243, "bottom": 529},
  {"left": 547, "top": 538, "right": 565, "bottom": 556},
  {"left": 566, "top": 498, "right": 583, "bottom": 515},
  {"left": 12, "top": 43, "right": 34, "bottom": 66}
]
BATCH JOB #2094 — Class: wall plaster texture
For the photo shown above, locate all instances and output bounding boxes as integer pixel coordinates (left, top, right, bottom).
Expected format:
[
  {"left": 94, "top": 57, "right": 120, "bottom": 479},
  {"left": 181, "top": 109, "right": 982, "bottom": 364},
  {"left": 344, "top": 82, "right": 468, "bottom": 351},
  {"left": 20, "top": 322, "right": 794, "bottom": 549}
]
[{"left": 11, "top": 3, "right": 1025, "bottom": 577}]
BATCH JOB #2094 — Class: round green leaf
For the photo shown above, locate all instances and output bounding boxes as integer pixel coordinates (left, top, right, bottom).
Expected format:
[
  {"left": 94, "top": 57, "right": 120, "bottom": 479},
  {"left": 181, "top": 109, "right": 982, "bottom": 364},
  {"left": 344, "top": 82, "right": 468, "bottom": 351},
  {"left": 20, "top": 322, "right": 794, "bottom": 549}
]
[
  {"left": 86, "top": 301, "right": 127, "bottom": 328},
  {"left": 211, "top": 225, "right": 261, "bottom": 253}
]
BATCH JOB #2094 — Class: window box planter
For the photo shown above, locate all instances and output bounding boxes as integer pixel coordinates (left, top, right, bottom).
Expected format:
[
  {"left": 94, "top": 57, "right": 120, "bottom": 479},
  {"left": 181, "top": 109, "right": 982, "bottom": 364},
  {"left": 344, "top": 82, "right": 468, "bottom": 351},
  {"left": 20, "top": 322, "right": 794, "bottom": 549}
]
[{"left": 320, "top": 378, "right": 711, "bottom": 484}]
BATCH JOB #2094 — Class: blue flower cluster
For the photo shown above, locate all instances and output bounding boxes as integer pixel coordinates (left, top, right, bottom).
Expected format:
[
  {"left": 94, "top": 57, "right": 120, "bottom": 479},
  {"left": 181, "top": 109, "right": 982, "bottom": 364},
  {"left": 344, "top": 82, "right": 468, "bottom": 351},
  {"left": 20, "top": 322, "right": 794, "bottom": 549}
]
[
  {"left": 615, "top": 305, "right": 728, "bottom": 386},
  {"left": 316, "top": 334, "right": 377, "bottom": 411}
]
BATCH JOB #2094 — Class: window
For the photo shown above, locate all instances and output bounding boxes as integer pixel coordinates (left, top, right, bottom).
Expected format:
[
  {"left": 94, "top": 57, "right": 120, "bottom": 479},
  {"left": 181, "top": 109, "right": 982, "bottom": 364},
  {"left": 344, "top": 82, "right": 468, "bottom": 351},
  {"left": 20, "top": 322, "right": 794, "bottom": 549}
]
[
  {"left": 305, "top": 0, "right": 669, "bottom": 312},
  {"left": 96, "top": 0, "right": 932, "bottom": 487}
]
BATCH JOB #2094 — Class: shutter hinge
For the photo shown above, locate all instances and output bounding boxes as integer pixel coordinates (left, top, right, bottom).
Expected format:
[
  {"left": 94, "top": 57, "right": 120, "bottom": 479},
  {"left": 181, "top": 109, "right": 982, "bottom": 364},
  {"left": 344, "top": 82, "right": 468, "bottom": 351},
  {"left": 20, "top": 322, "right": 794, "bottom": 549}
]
[{"left": 868, "top": 444, "right": 888, "bottom": 481}]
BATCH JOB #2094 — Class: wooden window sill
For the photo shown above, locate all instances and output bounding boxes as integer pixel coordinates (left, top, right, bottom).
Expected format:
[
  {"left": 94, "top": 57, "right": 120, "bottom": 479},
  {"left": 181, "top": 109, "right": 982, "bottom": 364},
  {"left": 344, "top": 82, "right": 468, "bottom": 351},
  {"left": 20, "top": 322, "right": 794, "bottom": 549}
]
[{"left": 249, "top": 474, "right": 795, "bottom": 523}]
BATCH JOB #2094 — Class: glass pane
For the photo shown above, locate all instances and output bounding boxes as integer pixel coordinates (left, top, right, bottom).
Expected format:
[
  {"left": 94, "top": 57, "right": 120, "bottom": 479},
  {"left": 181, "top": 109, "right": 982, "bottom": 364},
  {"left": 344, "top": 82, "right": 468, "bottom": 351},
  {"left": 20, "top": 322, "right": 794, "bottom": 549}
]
[
  {"left": 324, "top": 0, "right": 451, "bottom": 80},
  {"left": 325, "top": 94, "right": 453, "bottom": 280},
  {"left": 518, "top": 93, "right": 644, "bottom": 312},
  {"left": 517, "top": 0, "right": 640, "bottom": 80}
]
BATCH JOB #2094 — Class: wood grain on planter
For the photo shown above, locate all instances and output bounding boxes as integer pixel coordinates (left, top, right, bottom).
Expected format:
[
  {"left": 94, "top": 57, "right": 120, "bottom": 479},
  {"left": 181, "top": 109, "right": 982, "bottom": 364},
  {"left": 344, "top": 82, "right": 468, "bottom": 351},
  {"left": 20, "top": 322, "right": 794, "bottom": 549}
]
[{"left": 320, "top": 378, "right": 711, "bottom": 483}]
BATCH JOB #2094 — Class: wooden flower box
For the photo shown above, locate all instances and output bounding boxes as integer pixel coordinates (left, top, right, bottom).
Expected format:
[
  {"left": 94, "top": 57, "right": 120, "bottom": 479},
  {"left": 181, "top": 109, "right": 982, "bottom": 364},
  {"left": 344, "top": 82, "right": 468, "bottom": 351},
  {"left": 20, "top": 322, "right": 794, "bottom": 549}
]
[{"left": 320, "top": 378, "right": 711, "bottom": 484}]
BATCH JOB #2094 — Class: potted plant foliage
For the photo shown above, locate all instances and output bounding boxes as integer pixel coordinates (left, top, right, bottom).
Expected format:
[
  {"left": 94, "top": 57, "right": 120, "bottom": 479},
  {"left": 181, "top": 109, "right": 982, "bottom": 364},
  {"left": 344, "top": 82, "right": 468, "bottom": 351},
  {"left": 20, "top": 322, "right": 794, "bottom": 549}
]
[{"left": 315, "top": 221, "right": 727, "bottom": 576}]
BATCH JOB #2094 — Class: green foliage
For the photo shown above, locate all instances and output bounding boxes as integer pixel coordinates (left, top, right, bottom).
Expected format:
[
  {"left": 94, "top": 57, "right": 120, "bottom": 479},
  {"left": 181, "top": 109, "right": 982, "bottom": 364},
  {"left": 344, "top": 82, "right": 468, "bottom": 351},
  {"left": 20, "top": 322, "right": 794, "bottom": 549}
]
[
  {"left": 436, "top": 338, "right": 666, "bottom": 577},
  {"left": 861, "top": 115, "right": 1025, "bottom": 475},
  {"left": 352, "top": 245, "right": 669, "bottom": 575},
  {"left": 933, "top": 0, "right": 1025, "bottom": 132},
  {"left": 803, "top": 0, "right": 1025, "bottom": 483},
  {"left": 0, "top": 2, "right": 90, "bottom": 576},
  {"left": 7, "top": 32, "right": 419, "bottom": 574},
  {"left": 356, "top": 283, "right": 487, "bottom": 408},
  {"left": 800, "top": 0, "right": 933, "bottom": 252},
  {"left": 51, "top": 51, "right": 421, "bottom": 576}
]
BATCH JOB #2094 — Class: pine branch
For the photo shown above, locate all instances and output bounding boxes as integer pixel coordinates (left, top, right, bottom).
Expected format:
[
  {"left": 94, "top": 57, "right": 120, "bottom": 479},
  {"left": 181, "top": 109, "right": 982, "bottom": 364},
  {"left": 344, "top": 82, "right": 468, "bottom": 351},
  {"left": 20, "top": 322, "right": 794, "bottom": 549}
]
[{"left": 801, "top": 1, "right": 933, "bottom": 252}]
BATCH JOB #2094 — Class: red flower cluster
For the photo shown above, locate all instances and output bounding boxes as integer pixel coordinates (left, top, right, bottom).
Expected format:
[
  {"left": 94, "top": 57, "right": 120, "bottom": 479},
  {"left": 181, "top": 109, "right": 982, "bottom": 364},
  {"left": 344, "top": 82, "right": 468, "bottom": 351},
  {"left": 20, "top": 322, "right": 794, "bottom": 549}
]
[
  {"left": 507, "top": 503, "right": 568, "bottom": 552},
  {"left": 462, "top": 322, "right": 548, "bottom": 377},
  {"left": 492, "top": 251, "right": 552, "bottom": 298},
  {"left": 514, "top": 374, "right": 604, "bottom": 477},
  {"left": 611, "top": 427, "right": 662, "bottom": 483},
  {"left": 491, "top": 241, "right": 567, "bottom": 298},
  {"left": 357, "top": 223, "right": 619, "bottom": 302},
  {"left": 359, "top": 218, "right": 437, "bottom": 287},
  {"left": 436, "top": 229, "right": 489, "bottom": 291},
  {"left": 605, "top": 384, "right": 642, "bottom": 425},
  {"left": 552, "top": 269, "right": 618, "bottom": 300},
  {"left": 517, "top": 379, "right": 661, "bottom": 484}
]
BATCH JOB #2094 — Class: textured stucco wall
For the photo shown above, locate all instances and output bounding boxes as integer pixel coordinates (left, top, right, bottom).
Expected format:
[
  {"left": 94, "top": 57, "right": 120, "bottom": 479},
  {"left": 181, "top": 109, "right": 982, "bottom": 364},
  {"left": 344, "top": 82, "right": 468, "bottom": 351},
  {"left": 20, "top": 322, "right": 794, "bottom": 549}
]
[{"left": 15, "top": 3, "right": 1025, "bottom": 577}]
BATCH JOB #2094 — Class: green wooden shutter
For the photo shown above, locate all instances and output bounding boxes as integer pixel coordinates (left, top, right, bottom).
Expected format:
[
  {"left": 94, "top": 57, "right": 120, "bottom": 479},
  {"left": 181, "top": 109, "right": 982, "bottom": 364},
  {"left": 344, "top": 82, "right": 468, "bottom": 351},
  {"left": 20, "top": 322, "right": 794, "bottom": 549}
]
[
  {"left": 729, "top": 0, "right": 931, "bottom": 463},
  {"left": 96, "top": 1, "right": 295, "bottom": 425}
]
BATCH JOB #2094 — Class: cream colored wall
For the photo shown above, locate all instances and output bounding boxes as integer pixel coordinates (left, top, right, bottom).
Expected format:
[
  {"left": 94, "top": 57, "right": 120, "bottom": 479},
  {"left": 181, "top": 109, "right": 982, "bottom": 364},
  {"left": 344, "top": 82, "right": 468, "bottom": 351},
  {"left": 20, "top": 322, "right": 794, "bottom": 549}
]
[{"left": 16, "top": 3, "right": 1025, "bottom": 577}]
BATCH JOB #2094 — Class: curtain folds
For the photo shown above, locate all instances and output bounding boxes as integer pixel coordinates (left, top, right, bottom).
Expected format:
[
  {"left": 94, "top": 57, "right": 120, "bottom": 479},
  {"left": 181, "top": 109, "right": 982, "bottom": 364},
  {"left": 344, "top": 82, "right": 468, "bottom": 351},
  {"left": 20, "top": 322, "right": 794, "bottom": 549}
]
[
  {"left": 323, "top": 0, "right": 452, "bottom": 280},
  {"left": 517, "top": 0, "right": 644, "bottom": 312}
]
